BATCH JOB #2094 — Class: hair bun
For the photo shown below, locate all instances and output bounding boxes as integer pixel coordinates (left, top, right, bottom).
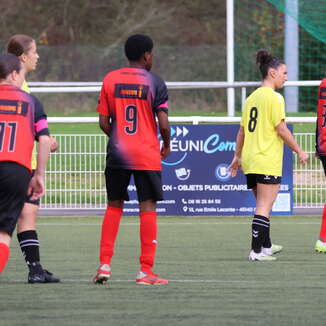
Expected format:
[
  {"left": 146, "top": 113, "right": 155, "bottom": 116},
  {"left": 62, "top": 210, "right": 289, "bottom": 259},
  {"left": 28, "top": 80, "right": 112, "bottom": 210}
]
[{"left": 256, "top": 50, "right": 271, "bottom": 65}]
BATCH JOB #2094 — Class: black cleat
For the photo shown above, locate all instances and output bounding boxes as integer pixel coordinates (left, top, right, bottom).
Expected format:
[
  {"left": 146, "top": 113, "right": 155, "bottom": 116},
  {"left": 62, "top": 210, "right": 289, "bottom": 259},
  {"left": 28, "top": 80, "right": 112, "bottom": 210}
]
[{"left": 28, "top": 269, "right": 60, "bottom": 284}]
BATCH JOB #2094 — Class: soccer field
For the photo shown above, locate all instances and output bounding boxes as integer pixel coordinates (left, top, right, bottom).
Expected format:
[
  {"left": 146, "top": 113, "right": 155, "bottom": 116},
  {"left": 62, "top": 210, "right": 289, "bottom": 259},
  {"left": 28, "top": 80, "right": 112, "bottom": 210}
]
[{"left": 1, "top": 215, "right": 325, "bottom": 326}]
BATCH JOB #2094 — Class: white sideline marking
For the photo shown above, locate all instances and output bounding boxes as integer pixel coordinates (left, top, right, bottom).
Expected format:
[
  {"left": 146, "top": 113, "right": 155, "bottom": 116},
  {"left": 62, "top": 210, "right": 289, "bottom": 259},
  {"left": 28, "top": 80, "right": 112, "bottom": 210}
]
[
  {"left": 36, "top": 221, "right": 321, "bottom": 226},
  {"left": 4, "top": 279, "right": 257, "bottom": 284}
]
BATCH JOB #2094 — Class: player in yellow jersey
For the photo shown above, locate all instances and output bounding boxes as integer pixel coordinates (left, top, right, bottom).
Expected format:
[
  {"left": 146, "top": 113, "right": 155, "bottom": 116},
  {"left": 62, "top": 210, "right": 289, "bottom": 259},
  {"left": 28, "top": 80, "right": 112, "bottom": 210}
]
[
  {"left": 7, "top": 34, "right": 60, "bottom": 282},
  {"left": 229, "top": 50, "right": 308, "bottom": 261}
]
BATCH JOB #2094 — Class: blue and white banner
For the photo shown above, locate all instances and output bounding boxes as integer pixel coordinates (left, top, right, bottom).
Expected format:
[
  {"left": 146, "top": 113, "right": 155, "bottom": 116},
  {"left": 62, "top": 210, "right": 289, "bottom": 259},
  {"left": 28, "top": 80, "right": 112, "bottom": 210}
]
[{"left": 123, "top": 124, "right": 293, "bottom": 216}]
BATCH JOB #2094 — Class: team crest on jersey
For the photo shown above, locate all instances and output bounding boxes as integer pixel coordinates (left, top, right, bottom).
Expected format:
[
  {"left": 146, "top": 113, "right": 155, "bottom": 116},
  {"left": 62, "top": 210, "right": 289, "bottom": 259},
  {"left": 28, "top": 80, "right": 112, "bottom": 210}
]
[
  {"left": 115, "top": 84, "right": 149, "bottom": 100},
  {"left": 0, "top": 99, "right": 28, "bottom": 116}
]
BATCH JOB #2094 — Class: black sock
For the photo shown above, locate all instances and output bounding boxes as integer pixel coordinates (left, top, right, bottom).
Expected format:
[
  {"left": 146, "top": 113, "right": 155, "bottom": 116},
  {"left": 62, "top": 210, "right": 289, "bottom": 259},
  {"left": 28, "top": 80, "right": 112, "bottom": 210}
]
[
  {"left": 262, "top": 218, "right": 272, "bottom": 248},
  {"left": 251, "top": 215, "right": 270, "bottom": 253},
  {"left": 17, "top": 230, "right": 43, "bottom": 273}
]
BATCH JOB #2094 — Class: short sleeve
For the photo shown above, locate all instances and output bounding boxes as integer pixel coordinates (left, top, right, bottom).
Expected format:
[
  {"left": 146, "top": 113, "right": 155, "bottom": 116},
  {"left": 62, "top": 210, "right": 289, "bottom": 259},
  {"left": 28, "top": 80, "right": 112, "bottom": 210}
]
[
  {"left": 96, "top": 81, "right": 110, "bottom": 116},
  {"left": 271, "top": 93, "right": 285, "bottom": 127},
  {"left": 153, "top": 75, "right": 168, "bottom": 112},
  {"left": 32, "top": 95, "right": 50, "bottom": 139}
]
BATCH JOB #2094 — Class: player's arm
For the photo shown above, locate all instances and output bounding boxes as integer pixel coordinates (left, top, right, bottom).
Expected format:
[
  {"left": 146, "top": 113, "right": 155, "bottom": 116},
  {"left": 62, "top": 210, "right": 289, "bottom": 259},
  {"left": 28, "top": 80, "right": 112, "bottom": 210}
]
[
  {"left": 28, "top": 96, "right": 51, "bottom": 200},
  {"left": 96, "top": 81, "right": 111, "bottom": 136},
  {"left": 157, "top": 110, "right": 170, "bottom": 159},
  {"left": 228, "top": 126, "right": 244, "bottom": 177},
  {"left": 50, "top": 136, "right": 59, "bottom": 152},
  {"left": 99, "top": 114, "right": 111, "bottom": 136},
  {"left": 35, "top": 135, "right": 51, "bottom": 180},
  {"left": 29, "top": 136, "right": 51, "bottom": 200},
  {"left": 153, "top": 77, "right": 170, "bottom": 159},
  {"left": 276, "top": 120, "right": 308, "bottom": 165}
]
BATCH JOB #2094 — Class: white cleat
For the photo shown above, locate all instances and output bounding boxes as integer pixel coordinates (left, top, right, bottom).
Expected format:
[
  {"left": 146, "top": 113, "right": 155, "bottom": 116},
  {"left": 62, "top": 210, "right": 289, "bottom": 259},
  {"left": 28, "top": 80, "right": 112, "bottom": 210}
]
[
  {"left": 249, "top": 250, "right": 277, "bottom": 261},
  {"left": 315, "top": 240, "right": 326, "bottom": 253},
  {"left": 261, "top": 244, "right": 283, "bottom": 256}
]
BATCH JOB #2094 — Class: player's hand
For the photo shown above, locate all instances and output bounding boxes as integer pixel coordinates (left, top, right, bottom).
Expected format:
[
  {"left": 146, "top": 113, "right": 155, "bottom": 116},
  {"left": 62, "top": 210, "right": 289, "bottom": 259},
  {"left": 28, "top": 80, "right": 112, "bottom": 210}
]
[
  {"left": 298, "top": 150, "right": 309, "bottom": 165},
  {"left": 161, "top": 145, "right": 170, "bottom": 159},
  {"left": 228, "top": 156, "right": 241, "bottom": 177},
  {"left": 50, "top": 136, "right": 59, "bottom": 152},
  {"left": 27, "top": 175, "right": 45, "bottom": 200}
]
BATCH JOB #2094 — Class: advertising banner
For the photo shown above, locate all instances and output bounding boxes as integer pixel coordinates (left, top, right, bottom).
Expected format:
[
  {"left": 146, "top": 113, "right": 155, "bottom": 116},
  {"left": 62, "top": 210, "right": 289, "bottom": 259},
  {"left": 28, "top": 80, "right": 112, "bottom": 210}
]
[{"left": 123, "top": 124, "right": 293, "bottom": 216}]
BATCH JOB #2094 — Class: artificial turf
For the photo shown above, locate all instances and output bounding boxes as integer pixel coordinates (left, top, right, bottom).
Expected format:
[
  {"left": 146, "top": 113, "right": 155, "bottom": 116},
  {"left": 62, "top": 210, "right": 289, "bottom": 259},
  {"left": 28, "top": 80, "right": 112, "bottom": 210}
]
[{"left": 1, "top": 215, "right": 325, "bottom": 326}]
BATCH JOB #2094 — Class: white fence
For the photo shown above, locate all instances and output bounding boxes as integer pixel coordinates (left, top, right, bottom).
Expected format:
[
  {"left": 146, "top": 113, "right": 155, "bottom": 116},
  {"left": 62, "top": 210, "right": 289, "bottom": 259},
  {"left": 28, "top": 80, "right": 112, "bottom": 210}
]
[
  {"left": 42, "top": 132, "right": 323, "bottom": 210},
  {"left": 33, "top": 80, "right": 321, "bottom": 211},
  {"left": 29, "top": 80, "right": 321, "bottom": 116}
]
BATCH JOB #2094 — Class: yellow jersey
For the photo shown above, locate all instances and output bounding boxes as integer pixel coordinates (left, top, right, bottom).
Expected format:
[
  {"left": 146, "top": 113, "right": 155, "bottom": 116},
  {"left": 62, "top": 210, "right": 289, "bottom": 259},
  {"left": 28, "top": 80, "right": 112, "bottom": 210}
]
[
  {"left": 21, "top": 80, "right": 31, "bottom": 93},
  {"left": 240, "top": 87, "right": 286, "bottom": 176},
  {"left": 21, "top": 80, "right": 37, "bottom": 170}
]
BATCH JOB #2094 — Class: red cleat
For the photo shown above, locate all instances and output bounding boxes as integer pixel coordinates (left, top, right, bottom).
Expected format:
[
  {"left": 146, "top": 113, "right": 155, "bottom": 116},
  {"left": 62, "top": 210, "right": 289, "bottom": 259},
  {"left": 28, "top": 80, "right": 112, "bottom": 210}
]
[
  {"left": 136, "top": 272, "right": 169, "bottom": 285},
  {"left": 93, "top": 264, "right": 111, "bottom": 284}
]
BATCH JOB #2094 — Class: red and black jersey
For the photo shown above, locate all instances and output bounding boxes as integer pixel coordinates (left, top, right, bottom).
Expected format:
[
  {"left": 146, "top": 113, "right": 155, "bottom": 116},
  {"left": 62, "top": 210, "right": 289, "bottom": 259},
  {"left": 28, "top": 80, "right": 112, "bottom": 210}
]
[
  {"left": 0, "top": 85, "right": 49, "bottom": 171},
  {"left": 316, "top": 79, "right": 326, "bottom": 155},
  {"left": 97, "top": 67, "right": 168, "bottom": 171}
]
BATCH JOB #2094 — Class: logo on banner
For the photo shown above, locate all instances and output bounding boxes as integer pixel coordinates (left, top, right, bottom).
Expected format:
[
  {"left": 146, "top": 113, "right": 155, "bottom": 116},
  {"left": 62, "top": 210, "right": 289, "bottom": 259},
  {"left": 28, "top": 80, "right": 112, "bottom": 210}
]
[
  {"left": 215, "top": 164, "right": 231, "bottom": 181},
  {"left": 171, "top": 126, "right": 189, "bottom": 138},
  {"left": 175, "top": 167, "right": 191, "bottom": 180}
]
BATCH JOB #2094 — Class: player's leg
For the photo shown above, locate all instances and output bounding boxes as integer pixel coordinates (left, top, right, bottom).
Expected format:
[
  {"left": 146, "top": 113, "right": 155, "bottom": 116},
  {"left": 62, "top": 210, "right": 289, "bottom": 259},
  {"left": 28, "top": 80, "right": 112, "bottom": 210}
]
[
  {"left": 0, "top": 162, "right": 31, "bottom": 274},
  {"left": 0, "top": 232, "right": 11, "bottom": 273},
  {"left": 134, "top": 171, "right": 168, "bottom": 285},
  {"left": 251, "top": 180, "right": 282, "bottom": 256},
  {"left": 315, "top": 156, "right": 326, "bottom": 252},
  {"left": 16, "top": 200, "right": 60, "bottom": 283},
  {"left": 248, "top": 174, "right": 280, "bottom": 261},
  {"left": 93, "top": 168, "right": 129, "bottom": 284}
]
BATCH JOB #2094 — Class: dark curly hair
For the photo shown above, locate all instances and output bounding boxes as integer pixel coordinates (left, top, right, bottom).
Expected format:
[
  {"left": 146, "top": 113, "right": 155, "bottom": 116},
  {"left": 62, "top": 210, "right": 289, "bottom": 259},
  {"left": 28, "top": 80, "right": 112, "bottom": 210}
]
[
  {"left": 124, "top": 34, "right": 153, "bottom": 61},
  {"left": 256, "top": 50, "right": 283, "bottom": 79}
]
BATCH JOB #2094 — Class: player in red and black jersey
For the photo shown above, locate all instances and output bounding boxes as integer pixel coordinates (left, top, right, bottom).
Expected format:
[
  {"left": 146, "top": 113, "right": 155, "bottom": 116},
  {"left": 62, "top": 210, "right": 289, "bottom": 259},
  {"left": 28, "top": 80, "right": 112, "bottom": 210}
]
[
  {"left": 0, "top": 53, "right": 51, "bottom": 275},
  {"left": 315, "top": 79, "right": 326, "bottom": 252},
  {"left": 7, "top": 34, "right": 60, "bottom": 284},
  {"left": 93, "top": 34, "right": 170, "bottom": 285}
]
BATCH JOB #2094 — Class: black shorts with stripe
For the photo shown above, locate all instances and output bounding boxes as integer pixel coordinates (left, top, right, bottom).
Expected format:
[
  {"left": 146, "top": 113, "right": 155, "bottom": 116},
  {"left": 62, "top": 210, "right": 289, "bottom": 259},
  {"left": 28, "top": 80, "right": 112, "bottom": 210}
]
[
  {"left": 0, "top": 162, "right": 31, "bottom": 236},
  {"left": 105, "top": 168, "right": 163, "bottom": 202},
  {"left": 246, "top": 173, "right": 282, "bottom": 190}
]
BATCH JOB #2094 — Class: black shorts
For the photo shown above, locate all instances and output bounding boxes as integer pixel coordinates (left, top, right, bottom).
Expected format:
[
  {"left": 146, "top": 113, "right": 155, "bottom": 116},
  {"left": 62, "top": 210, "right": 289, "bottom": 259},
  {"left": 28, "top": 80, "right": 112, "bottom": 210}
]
[
  {"left": 246, "top": 173, "right": 282, "bottom": 190},
  {"left": 0, "top": 162, "right": 31, "bottom": 236},
  {"left": 105, "top": 168, "right": 163, "bottom": 202},
  {"left": 25, "top": 170, "right": 40, "bottom": 206},
  {"left": 319, "top": 156, "right": 326, "bottom": 176}
]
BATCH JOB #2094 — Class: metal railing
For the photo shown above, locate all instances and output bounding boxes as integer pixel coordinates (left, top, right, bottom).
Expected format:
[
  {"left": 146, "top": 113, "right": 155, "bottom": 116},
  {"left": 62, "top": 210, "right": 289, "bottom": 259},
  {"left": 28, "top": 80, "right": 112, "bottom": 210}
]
[
  {"left": 29, "top": 80, "right": 321, "bottom": 116},
  {"left": 42, "top": 132, "right": 323, "bottom": 210}
]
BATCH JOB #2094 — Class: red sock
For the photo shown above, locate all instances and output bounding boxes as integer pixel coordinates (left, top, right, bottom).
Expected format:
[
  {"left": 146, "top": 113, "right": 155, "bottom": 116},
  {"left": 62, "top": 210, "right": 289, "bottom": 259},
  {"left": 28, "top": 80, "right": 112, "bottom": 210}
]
[
  {"left": 319, "top": 204, "right": 326, "bottom": 241},
  {"left": 139, "top": 211, "right": 157, "bottom": 274},
  {"left": 0, "top": 243, "right": 10, "bottom": 273},
  {"left": 99, "top": 206, "right": 123, "bottom": 265}
]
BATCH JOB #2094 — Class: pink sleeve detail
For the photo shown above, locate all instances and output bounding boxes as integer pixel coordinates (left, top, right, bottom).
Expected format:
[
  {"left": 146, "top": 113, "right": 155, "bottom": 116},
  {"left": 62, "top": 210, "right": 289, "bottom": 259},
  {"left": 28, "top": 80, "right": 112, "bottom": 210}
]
[
  {"left": 35, "top": 119, "right": 48, "bottom": 133},
  {"left": 157, "top": 101, "right": 168, "bottom": 109}
]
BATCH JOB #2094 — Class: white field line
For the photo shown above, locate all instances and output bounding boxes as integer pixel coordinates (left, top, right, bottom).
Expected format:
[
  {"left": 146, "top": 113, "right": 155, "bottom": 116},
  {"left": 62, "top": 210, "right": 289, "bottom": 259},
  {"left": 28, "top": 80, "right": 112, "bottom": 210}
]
[
  {"left": 2, "top": 279, "right": 261, "bottom": 284},
  {"left": 4, "top": 274, "right": 324, "bottom": 284},
  {"left": 35, "top": 221, "right": 321, "bottom": 226}
]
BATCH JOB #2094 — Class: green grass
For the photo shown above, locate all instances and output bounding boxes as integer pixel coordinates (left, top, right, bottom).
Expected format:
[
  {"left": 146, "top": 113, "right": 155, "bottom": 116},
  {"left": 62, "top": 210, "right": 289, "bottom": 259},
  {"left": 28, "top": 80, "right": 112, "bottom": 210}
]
[
  {"left": 48, "top": 121, "right": 315, "bottom": 134},
  {"left": 1, "top": 215, "right": 325, "bottom": 326},
  {"left": 47, "top": 110, "right": 317, "bottom": 134}
]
